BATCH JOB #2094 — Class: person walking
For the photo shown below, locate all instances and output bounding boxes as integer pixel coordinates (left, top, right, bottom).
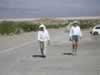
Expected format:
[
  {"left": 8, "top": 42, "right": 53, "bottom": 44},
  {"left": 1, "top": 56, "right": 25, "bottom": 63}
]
[
  {"left": 38, "top": 24, "right": 50, "bottom": 58},
  {"left": 69, "top": 21, "right": 82, "bottom": 55}
]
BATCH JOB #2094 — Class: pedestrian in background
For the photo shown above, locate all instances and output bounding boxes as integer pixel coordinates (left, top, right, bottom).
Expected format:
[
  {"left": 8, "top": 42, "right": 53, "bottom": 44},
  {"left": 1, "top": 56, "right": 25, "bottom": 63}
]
[
  {"left": 38, "top": 24, "right": 50, "bottom": 58},
  {"left": 69, "top": 21, "right": 82, "bottom": 55}
]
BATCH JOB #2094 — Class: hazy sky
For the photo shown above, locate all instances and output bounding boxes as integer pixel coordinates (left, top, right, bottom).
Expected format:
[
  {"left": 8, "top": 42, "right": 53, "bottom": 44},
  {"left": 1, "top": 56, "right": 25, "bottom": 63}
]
[{"left": 0, "top": 0, "right": 100, "bottom": 18}]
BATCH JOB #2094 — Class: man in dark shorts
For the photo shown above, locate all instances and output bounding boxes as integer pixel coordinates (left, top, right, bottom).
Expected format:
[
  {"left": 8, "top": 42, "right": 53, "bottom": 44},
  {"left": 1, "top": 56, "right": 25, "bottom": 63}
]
[{"left": 69, "top": 21, "right": 82, "bottom": 55}]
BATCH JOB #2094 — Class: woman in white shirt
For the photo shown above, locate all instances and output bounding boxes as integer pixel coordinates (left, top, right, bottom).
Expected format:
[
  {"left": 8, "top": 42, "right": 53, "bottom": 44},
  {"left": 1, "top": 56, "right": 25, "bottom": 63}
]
[
  {"left": 38, "top": 24, "right": 50, "bottom": 57},
  {"left": 69, "top": 22, "right": 82, "bottom": 55}
]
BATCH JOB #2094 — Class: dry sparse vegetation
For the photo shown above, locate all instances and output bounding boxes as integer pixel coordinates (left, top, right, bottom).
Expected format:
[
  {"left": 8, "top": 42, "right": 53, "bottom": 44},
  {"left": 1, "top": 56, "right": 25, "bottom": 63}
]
[{"left": 0, "top": 18, "right": 100, "bottom": 35}]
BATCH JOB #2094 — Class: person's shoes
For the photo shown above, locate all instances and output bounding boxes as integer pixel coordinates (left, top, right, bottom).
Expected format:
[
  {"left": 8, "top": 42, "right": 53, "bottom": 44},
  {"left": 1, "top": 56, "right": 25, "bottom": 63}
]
[
  {"left": 72, "top": 49, "right": 74, "bottom": 56},
  {"left": 72, "top": 53, "right": 76, "bottom": 56},
  {"left": 72, "top": 53, "right": 75, "bottom": 56},
  {"left": 72, "top": 48, "right": 77, "bottom": 56},
  {"left": 72, "top": 51, "right": 77, "bottom": 56},
  {"left": 42, "top": 55, "right": 46, "bottom": 58}
]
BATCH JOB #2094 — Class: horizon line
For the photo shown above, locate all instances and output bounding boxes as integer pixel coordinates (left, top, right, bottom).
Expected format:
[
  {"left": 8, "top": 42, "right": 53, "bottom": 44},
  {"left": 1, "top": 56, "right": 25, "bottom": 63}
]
[{"left": 0, "top": 16, "right": 100, "bottom": 21}]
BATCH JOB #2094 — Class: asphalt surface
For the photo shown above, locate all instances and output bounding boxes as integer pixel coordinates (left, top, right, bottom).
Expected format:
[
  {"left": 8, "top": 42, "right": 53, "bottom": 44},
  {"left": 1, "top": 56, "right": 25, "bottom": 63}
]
[{"left": 0, "top": 29, "right": 100, "bottom": 75}]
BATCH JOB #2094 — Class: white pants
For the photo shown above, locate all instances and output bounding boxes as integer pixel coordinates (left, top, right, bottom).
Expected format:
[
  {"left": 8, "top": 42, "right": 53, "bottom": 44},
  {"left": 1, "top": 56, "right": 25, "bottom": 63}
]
[{"left": 39, "top": 41, "right": 47, "bottom": 55}]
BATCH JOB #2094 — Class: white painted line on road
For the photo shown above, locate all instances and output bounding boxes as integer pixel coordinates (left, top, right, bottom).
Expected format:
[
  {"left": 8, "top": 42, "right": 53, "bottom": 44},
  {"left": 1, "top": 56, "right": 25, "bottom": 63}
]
[{"left": 0, "top": 41, "right": 33, "bottom": 54}]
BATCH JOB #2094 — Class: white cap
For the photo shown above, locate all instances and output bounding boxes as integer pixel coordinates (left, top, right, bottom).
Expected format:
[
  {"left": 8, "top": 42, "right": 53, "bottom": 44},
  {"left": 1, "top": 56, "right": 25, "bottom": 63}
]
[
  {"left": 39, "top": 24, "right": 46, "bottom": 30},
  {"left": 72, "top": 21, "right": 79, "bottom": 24}
]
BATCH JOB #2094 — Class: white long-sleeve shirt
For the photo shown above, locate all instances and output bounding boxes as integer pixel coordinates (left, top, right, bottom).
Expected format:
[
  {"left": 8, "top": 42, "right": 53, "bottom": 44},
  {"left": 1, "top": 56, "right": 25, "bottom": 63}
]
[
  {"left": 38, "top": 30, "right": 50, "bottom": 42},
  {"left": 69, "top": 26, "right": 82, "bottom": 37}
]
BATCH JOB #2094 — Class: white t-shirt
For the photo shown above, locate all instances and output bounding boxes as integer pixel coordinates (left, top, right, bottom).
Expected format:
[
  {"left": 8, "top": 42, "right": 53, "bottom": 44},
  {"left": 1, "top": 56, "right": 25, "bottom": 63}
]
[
  {"left": 38, "top": 30, "right": 50, "bottom": 41},
  {"left": 69, "top": 26, "right": 82, "bottom": 37}
]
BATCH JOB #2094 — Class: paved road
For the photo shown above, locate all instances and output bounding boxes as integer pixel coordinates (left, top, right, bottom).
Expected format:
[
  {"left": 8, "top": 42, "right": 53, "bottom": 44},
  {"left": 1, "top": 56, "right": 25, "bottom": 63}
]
[{"left": 0, "top": 29, "right": 100, "bottom": 75}]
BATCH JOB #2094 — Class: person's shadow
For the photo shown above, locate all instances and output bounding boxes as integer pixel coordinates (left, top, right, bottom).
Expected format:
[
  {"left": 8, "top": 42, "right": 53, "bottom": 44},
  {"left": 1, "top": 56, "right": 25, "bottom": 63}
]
[
  {"left": 32, "top": 55, "right": 46, "bottom": 58},
  {"left": 63, "top": 53, "right": 73, "bottom": 55}
]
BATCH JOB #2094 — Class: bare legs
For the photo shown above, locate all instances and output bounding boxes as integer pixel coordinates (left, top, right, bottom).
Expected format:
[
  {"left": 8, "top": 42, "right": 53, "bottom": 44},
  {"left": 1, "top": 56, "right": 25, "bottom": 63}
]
[
  {"left": 40, "top": 41, "right": 47, "bottom": 57},
  {"left": 72, "top": 41, "right": 79, "bottom": 55}
]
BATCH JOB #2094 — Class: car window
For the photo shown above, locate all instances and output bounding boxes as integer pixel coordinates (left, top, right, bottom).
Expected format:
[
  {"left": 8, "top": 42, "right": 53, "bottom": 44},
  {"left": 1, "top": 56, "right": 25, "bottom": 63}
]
[{"left": 95, "top": 27, "right": 100, "bottom": 29}]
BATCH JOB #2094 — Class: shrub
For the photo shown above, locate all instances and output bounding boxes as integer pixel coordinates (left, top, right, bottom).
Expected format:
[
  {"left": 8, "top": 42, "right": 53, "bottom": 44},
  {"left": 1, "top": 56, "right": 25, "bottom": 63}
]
[
  {"left": 0, "top": 21, "right": 16, "bottom": 35},
  {"left": 17, "top": 22, "right": 39, "bottom": 32},
  {"left": 46, "top": 23, "right": 67, "bottom": 29},
  {"left": 0, "top": 19, "right": 100, "bottom": 35},
  {"left": 79, "top": 20, "right": 95, "bottom": 29}
]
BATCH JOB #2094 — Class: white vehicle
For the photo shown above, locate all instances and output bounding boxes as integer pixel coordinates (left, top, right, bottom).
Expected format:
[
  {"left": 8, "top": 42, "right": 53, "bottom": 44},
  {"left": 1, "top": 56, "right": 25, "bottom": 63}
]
[{"left": 90, "top": 24, "right": 100, "bottom": 35}]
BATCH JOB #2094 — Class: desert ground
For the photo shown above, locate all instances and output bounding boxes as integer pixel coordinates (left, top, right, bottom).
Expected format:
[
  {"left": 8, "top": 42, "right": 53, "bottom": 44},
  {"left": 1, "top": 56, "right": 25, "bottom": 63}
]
[{"left": 0, "top": 28, "right": 100, "bottom": 75}]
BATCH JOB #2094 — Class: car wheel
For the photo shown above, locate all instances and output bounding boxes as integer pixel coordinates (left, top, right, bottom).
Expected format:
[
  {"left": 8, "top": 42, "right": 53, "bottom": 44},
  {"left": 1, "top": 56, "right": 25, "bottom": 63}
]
[
  {"left": 93, "top": 32, "right": 99, "bottom": 35},
  {"left": 90, "top": 31, "right": 92, "bottom": 34}
]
